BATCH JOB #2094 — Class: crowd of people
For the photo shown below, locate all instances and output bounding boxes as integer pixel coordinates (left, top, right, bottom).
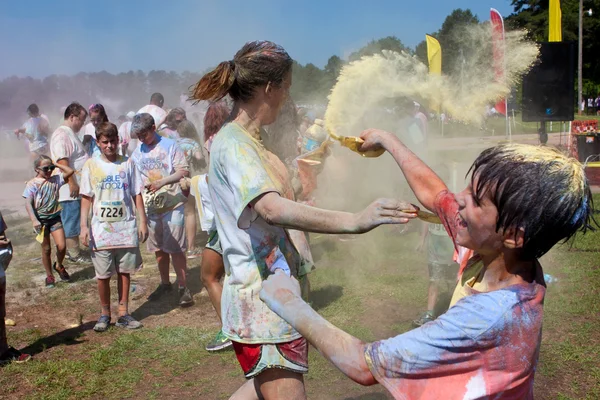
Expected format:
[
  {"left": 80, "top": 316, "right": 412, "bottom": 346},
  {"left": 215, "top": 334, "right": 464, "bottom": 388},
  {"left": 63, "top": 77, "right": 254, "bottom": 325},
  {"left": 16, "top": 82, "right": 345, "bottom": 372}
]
[{"left": 0, "top": 40, "right": 595, "bottom": 400}]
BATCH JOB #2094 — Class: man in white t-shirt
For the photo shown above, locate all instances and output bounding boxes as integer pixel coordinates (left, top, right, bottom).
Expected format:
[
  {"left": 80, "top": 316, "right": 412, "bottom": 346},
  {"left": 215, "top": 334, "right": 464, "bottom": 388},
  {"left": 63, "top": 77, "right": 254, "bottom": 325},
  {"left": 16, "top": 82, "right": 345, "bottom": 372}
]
[
  {"left": 50, "top": 102, "right": 90, "bottom": 264},
  {"left": 137, "top": 93, "right": 167, "bottom": 129}
]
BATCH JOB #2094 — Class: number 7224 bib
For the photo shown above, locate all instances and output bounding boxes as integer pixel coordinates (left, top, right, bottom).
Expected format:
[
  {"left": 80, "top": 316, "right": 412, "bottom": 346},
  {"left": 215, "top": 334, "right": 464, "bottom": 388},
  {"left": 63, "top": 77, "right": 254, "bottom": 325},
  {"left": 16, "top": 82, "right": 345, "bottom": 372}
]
[{"left": 98, "top": 200, "right": 126, "bottom": 222}]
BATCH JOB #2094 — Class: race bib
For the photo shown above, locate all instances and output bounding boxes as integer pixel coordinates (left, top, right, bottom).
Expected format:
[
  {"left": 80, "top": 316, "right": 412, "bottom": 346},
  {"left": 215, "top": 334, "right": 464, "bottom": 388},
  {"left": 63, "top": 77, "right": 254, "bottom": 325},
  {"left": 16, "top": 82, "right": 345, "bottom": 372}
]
[
  {"left": 98, "top": 201, "right": 126, "bottom": 222},
  {"left": 146, "top": 190, "right": 167, "bottom": 210}
]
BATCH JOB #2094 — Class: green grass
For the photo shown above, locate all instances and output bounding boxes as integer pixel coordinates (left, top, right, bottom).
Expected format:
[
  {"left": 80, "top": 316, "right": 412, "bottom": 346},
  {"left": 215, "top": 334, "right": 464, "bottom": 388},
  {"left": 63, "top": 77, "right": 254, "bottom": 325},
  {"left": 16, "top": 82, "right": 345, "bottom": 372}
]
[{"left": 2, "top": 196, "right": 600, "bottom": 399}]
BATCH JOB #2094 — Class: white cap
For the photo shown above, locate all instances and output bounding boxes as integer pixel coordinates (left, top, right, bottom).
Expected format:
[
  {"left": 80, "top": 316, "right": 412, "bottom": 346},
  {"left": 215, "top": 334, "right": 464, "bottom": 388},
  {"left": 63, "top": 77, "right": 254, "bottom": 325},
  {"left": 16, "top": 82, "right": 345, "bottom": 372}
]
[{"left": 126, "top": 111, "right": 135, "bottom": 119}]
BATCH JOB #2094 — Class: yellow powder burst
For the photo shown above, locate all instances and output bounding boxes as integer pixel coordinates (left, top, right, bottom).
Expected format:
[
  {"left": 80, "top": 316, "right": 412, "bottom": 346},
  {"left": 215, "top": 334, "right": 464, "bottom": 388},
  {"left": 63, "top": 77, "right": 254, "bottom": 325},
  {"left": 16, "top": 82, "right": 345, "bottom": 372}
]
[{"left": 325, "top": 25, "right": 539, "bottom": 137}]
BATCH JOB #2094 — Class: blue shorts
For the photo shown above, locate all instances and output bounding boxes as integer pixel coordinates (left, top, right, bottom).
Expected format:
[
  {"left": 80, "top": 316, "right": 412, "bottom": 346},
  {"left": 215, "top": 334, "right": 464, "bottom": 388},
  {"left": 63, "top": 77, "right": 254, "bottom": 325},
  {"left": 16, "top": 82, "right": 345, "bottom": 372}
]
[{"left": 60, "top": 200, "right": 81, "bottom": 238}]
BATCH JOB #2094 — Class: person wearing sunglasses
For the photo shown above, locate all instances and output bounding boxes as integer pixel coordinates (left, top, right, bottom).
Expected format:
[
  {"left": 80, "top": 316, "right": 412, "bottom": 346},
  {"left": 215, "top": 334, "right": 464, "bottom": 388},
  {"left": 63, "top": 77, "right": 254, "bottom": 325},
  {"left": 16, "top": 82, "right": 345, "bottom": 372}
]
[{"left": 23, "top": 155, "right": 75, "bottom": 287}]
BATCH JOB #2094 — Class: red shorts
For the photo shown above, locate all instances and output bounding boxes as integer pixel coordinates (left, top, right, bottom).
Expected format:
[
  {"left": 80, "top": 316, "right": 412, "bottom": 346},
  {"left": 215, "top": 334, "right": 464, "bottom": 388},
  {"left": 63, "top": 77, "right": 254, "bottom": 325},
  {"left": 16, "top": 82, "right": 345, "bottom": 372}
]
[{"left": 232, "top": 337, "right": 309, "bottom": 379}]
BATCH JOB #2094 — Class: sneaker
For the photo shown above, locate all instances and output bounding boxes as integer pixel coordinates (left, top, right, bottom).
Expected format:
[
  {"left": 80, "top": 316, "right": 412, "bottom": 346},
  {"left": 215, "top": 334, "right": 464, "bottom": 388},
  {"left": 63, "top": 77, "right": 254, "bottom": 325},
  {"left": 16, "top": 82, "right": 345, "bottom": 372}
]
[
  {"left": 45, "top": 275, "right": 56, "bottom": 288},
  {"left": 66, "top": 253, "right": 91, "bottom": 264},
  {"left": 178, "top": 287, "right": 194, "bottom": 307},
  {"left": 0, "top": 347, "right": 32, "bottom": 365},
  {"left": 93, "top": 315, "right": 111, "bottom": 332},
  {"left": 186, "top": 249, "right": 202, "bottom": 259},
  {"left": 115, "top": 315, "right": 143, "bottom": 330},
  {"left": 147, "top": 282, "right": 173, "bottom": 301},
  {"left": 205, "top": 330, "right": 232, "bottom": 352},
  {"left": 53, "top": 262, "right": 71, "bottom": 282},
  {"left": 412, "top": 310, "right": 435, "bottom": 327}
]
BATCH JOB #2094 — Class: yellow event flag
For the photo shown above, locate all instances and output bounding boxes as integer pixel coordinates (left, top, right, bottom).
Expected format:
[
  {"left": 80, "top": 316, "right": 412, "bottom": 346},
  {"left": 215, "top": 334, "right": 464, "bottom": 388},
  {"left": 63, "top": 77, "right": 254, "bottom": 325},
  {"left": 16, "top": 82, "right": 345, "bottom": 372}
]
[
  {"left": 426, "top": 34, "right": 442, "bottom": 113},
  {"left": 426, "top": 35, "right": 442, "bottom": 75},
  {"left": 549, "top": 0, "right": 562, "bottom": 42}
]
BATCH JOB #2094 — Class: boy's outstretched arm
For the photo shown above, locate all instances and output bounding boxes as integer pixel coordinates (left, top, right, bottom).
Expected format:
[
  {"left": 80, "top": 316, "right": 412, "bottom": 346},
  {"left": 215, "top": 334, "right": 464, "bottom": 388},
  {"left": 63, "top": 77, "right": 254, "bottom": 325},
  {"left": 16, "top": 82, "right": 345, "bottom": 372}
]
[
  {"left": 259, "top": 271, "right": 377, "bottom": 386},
  {"left": 359, "top": 129, "right": 448, "bottom": 212}
]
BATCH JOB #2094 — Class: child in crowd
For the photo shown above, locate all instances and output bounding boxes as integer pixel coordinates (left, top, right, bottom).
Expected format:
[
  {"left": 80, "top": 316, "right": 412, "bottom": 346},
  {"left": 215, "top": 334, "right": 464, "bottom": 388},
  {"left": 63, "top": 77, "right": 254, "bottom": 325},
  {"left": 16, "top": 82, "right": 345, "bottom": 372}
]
[
  {"left": 80, "top": 122, "right": 148, "bottom": 332},
  {"left": 130, "top": 113, "right": 192, "bottom": 307},
  {"left": 260, "top": 132, "right": 594, "bottom": 399},
  {"left": 23, "top": 155, "right": 74, "bottom": 287},
  {"left": 0, "top": 210, "right": 32, "bottom": 365},
  {"left": 413, "top": 162, "right": 459, "bottom": 326}
]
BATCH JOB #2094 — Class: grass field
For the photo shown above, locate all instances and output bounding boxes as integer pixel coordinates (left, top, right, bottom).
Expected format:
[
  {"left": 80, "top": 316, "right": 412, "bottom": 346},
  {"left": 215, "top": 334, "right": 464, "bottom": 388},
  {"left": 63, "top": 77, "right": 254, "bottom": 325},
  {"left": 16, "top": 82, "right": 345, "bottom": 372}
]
[{"left": 1, "top": 195, "right": 599, "bottom": 399}]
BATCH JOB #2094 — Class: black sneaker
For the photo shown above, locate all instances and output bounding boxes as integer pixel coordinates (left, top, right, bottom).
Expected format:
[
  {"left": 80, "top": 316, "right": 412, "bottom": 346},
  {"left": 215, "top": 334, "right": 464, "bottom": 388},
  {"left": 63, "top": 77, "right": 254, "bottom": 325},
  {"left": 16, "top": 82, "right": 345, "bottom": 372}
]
[
  {"left": 147, "top": 282, "right": 172, "bottom": 301},
  {"left": 53, "top": 262, "right": 71, "bottom": 282},
  {"left": 178, "top": 287, "right": 194, "bottom": 307}
]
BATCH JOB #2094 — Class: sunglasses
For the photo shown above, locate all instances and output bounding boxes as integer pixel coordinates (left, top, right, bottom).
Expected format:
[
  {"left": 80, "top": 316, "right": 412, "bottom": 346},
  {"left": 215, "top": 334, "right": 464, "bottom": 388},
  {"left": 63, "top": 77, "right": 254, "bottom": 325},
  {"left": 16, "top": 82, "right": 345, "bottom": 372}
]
[{"left": 39, "top": 165, "right": 56, "bottom": 173}]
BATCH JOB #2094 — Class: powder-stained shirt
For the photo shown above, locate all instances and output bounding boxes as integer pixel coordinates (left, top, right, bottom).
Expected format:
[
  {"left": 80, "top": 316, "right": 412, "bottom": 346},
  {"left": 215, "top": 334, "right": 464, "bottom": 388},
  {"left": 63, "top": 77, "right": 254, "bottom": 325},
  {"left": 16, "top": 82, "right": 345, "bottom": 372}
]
[
  {"left": 208, "top": 122, "right": 313, "bottom": 344},
  {"left": 176, "top": 138, "right": 201, "bottom": 166},
  {"left": 80, "top": 156, "right": 142, "bottom": 250},
  {"left": 118, "top": 121, "right": 132, "bottom": 154},
  {"left": 364, "top": 190, "right": 546, "bottom": 400},
  {"left": 130, "top": 133, "right": 188, "bottom": 215},
  {"left": 21, "top": 115, "right": 50, "bottom": 152},
  {"left": 159, "top": 127, "right": 180, "bottom": 140},
  {"left": 50, "top": 125, "right": 90, "bottom": 202},
  {"left": 137, "top": 105, "right": 167, "bottom": 129},
  {"left": 81, "top": 123, "right": 100, "bottom": 157},
  {"left": 22, "top": 175, "right": 65, "bottom": 220}
]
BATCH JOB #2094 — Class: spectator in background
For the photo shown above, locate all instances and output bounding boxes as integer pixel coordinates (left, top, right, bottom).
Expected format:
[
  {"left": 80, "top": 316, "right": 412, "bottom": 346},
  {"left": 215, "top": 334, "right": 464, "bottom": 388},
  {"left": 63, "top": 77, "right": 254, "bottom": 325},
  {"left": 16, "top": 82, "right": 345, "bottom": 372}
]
[
  {"left": 0, "top": 210, "right": 32, "bottom": 365},
  {"left": 119, "top": 111, "right": 136, "bottom": 156},
  {"left": 50, "top": 102, "right": 90, "bottom": 264},
  {"left": 176, "top": 119, "right": 204, "bottom": 259},
  {"left": 81, "top": 104, "right": 109, "bottom": 157},
  {"left": 587, "top": 97, "right": 594, "bottom": 115},
  {"left": 159, "top": 107, "right": 186, "bottom": 140},
  {"left": 138, "top": 93, "right": 167, "bottom": 129},
  {"left": 595, "top": 95, "right": 600, "bottom": 116},
  {"left": 14, "top": 104, "right": 51, "bottom": 168}
]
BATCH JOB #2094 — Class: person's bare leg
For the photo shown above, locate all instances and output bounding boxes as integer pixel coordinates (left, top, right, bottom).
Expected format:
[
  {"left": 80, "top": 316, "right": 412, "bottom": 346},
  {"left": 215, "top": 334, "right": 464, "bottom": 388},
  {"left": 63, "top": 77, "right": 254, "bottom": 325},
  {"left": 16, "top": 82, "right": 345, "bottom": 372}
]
[
  {"left": 255, "top": 369, "right": 306, "bottom": 400},
  {"left": 171, "top": 252, "right": 187, "bottom": 288},
  {"left": 41, "top": 234, "right": 53, "bottom": 278},
  {"left": 184, "top": 200, "right": 197, "bottom": 252},
  {"left": 97, "top": 278, "right": 111, "bottom": 317},
  {"left": 50, "top": 228, "right": 66, "bottom": 267},
  {"left": 117, "top": 272, "right": 130, "bottom": 317},
  {"left": 229, "top": 378, "right": 261, "bottom": 400},
  {"left": 66, "top": 237, "right": 81, "bottom": 258},
  {"left": 200, "top": 248, "right": 225, "bottom": 322},
  {"left": 427, "top": 281, "right": 438, "bottom": 312},
  {"left": 155, "top": 251, "right": 171, "bottom": 285}
]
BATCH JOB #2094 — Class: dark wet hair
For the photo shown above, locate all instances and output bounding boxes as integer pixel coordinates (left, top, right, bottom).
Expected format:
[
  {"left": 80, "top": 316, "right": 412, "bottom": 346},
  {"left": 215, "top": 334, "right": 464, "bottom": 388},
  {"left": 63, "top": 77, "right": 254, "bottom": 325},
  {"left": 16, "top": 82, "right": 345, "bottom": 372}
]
[
  {"left": 150, "top": 93, "right": 164, "bottom": 106},
  {"left": 34, "top": 155, "right": 52, "bottom": 169},
  {"left": 189, "top": 41, "right": 293, "bottom": 103},
  {"left": 203, "top": 101, "right": 231, "bottom": 143},
  {"left": 64, "top": 102, "right": 87, "bottom": 120},
  {"left": 27, "top": 104, "right": 39, "bottom": 116},
  {"left": 95, "top": 122, "right": 119, "bottom": 141},
  {"left": 469, "top": 143, "right": 595, "bottom": 259}
]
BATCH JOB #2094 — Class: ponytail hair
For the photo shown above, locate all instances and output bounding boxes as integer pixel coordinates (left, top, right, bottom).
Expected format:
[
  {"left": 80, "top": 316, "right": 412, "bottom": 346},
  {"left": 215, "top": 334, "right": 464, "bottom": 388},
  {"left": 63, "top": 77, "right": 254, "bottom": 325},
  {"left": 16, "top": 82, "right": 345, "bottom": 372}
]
[{"left": 190, "top": 41, "right": 292, "bottom": 104}]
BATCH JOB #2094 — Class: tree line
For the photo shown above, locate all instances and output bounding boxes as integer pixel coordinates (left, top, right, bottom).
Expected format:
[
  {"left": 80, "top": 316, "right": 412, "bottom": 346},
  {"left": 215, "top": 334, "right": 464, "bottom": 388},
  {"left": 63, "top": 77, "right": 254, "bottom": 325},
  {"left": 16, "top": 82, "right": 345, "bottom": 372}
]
[{"left": 2, "top": 3, "right": 594, "bottom": 129}]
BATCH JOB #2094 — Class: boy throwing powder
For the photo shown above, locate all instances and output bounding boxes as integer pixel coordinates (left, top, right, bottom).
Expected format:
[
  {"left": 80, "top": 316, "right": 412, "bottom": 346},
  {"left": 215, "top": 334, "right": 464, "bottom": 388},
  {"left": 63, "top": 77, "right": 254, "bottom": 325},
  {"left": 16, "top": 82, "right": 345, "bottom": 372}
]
[
  {"left": 80, "top": 122, "right": 148, "bottom": 332},
  {"left": 260, "top": 131, "right": 593, "bottom": 400}
]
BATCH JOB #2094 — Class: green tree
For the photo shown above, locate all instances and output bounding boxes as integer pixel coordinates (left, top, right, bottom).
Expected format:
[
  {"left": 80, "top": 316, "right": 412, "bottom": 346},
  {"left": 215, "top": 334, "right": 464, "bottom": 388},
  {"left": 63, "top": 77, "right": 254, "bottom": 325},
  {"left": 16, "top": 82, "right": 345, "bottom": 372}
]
[
  {"left": 348, "top": 36, "right": 409, "bottom": 62},
  {"left": 436, "top": 9, "right": 480, "bottom": 76}
]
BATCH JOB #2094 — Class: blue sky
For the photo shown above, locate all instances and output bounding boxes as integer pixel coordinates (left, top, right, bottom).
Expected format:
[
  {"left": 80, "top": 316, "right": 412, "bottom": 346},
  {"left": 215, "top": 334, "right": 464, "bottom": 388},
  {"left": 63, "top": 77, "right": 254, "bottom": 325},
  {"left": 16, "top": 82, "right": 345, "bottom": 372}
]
[{"left": 0, "top": 0, "right": 514, "bottom": 78}]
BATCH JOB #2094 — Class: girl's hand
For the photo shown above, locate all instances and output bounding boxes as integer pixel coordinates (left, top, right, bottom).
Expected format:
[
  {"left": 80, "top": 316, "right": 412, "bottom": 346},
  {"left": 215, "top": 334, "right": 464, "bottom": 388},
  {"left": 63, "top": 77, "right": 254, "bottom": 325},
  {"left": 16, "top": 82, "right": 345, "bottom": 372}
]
[{"left": 33, "top": 220, "right": 42, "bottom": 233}]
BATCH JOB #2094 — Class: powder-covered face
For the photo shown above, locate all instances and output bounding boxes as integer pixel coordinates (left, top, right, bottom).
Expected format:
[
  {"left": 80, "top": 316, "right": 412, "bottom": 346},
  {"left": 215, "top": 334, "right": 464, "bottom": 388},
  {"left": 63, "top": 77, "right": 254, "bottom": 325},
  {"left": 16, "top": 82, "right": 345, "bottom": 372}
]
[
  {"left": 454, "top": 176, "right": 505, "bottom": 256},
  {"left": 264, "top": 72, "right": 292, "bottom": 125}
]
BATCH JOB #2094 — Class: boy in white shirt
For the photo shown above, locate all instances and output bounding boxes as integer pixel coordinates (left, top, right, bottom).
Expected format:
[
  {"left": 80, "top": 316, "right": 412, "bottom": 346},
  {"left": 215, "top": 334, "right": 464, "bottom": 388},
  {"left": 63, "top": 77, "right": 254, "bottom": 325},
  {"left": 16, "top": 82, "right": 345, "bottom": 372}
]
[{"left": 80, "top": 122, "right": 148, "bottom": 332}]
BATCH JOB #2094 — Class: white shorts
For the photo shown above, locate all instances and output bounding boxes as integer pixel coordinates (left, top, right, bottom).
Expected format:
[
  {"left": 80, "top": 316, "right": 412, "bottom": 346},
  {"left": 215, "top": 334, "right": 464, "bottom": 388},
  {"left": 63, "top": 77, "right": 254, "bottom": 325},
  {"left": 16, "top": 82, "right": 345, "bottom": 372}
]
[
  {"left": 147, "top": 205, "right": 186, "bottom": 254},
  {"left": 91, "top": 248, "right": 143, "bottom": 279}
]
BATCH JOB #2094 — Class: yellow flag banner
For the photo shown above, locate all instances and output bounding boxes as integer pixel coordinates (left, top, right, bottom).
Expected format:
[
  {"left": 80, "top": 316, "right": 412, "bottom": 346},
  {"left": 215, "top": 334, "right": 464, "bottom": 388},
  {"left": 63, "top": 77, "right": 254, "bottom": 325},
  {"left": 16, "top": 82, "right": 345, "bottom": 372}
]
[
  {"left": 426, "top": 34, "right": 442, "bottom": 113},
  {"left": 549, "top": 0, "right": 562, "bottom": 42},
  {"left": 426, "top": 35, "right": 442, "bottom": 75}
]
